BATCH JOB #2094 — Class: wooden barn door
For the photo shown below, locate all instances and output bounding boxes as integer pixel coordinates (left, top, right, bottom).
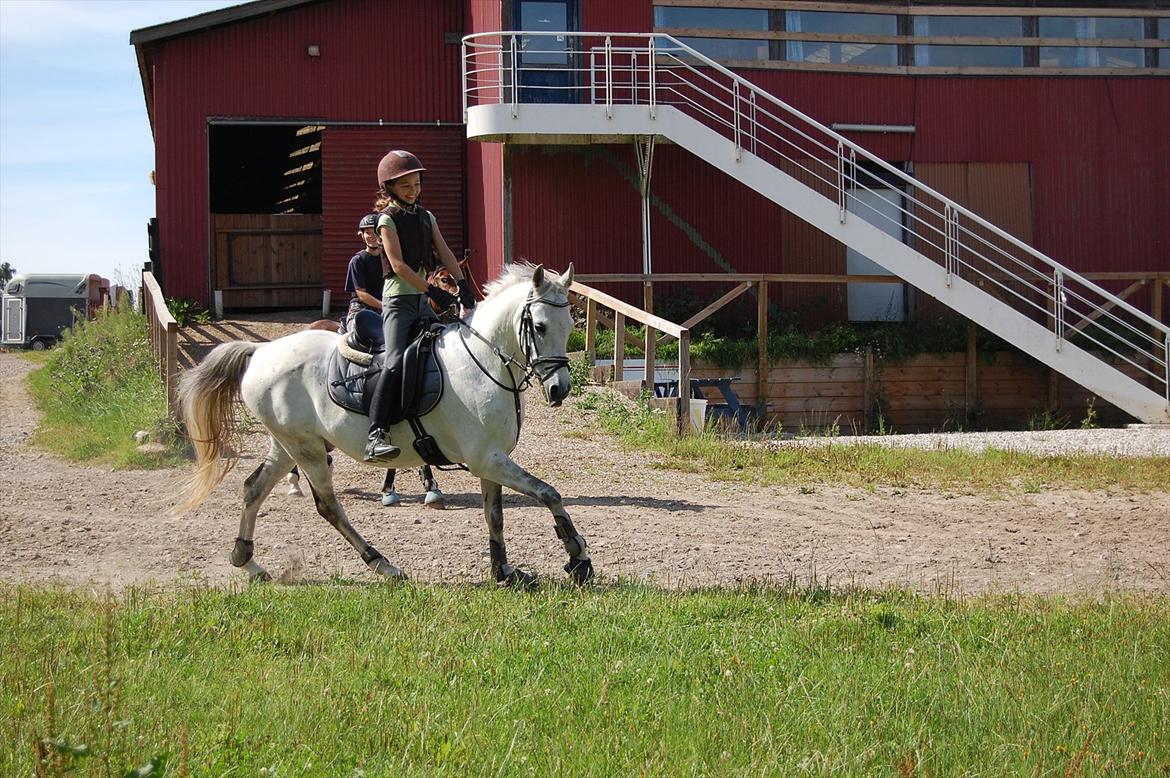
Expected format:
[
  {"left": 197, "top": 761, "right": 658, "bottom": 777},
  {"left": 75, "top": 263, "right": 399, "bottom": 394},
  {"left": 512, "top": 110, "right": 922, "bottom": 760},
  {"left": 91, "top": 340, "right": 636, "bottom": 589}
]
[{"left": 211, "top": 213, "right": 323, "bottom": 309}]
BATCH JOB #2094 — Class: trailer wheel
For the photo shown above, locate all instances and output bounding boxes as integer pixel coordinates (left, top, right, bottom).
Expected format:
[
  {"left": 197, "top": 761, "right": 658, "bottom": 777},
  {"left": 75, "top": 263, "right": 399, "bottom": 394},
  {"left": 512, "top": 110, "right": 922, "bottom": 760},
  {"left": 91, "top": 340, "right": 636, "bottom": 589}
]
[{"left": 30, "top": 339, "right": 48, "bottom": 352}]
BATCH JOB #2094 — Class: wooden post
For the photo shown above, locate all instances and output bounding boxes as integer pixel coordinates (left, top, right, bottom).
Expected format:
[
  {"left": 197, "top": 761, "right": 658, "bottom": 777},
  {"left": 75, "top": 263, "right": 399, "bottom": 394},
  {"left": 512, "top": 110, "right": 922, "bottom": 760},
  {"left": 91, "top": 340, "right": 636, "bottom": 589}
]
[
  {"left": 862, "top": 347, "right": 874, "bottom": 432},
  {"left": 757, "top": 279, "right": 768, "bottom": 410},
  {"left": 614, "top": 311, "right": 625, "bottom": 383},
  {"left": 585, "top": 297, "right": 597, "bottom": 370},
  {"left": 678, "top": 330, "right": 691, "bottom": 434},
  {"left": 643, "top": 282, "right": 655, "bottom": 392},
  {"left": 166, "top": 321, "right": 178, "bottom": 417},
  {"left": 965, "top": 321, "right": 978, "bottom": 424}
]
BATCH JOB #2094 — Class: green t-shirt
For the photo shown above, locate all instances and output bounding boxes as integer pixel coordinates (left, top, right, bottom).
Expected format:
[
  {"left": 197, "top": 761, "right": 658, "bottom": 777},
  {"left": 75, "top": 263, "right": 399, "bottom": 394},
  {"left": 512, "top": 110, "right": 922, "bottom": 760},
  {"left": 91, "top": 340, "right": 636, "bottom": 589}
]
[{"left": 377, "top": 210, "right": 436, "bottom": 298}]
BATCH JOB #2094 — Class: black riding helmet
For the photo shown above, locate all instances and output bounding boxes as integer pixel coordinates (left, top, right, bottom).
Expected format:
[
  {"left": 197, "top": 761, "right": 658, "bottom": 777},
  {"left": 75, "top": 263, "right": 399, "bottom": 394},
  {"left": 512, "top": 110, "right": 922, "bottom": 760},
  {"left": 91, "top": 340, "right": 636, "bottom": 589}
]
[{"left": 358, "top": 213, "right": 379, "bottom": 231}]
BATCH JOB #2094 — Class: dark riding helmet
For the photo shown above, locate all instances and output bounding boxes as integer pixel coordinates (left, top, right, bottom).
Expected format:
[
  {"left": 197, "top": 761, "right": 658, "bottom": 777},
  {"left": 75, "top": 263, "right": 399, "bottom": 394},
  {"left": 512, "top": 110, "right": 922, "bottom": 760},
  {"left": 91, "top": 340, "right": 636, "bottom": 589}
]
[
  {"left": 357, "top": 213, "right": 378, "bottom": 231},
  {"left": 377, "top": 150, "right": 426, "bottom": 189}
]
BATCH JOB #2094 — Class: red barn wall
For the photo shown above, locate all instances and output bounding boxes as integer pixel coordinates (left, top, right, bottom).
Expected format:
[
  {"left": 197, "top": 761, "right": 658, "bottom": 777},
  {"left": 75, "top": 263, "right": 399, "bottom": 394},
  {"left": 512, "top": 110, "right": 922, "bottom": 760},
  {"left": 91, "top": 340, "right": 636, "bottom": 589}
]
[
  {"left": 149, "top": 0, "right": 464, "bottom": 304},
  {"left": 509, "top": 69, "right": 1170, "bottom": 318}
]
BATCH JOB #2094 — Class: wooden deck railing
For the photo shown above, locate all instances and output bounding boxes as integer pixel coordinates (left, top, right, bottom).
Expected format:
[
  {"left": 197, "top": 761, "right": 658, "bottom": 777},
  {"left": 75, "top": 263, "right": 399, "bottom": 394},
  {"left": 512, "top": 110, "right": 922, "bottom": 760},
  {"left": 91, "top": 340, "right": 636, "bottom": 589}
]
[
  {"left": 569, "top": 281, "right": 692, "bottom": 429},
  {"left": 141, "top": 271, "right": 179, "bottom": 417},
  {"left": 569, "top": 270, "right": 1168, "bottom": 431}
]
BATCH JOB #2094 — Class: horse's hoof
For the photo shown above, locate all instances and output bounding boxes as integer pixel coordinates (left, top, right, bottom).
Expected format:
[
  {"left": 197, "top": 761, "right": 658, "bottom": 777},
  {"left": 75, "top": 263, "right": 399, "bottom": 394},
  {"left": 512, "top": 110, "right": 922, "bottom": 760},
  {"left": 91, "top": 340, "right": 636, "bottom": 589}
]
[
  {"left": 381, "top": 490, "right": 401, "bottom": 507},
  {"left": 369, "top": 558, "right": 407, "bottom": 580},
  {"left": 423, "top": 490, "right": 445, "bottom": 509},
  {"left": 286, "top": 484, "right": 304, "bottom": 497},
  {"left": 249, "top": 569, "right": 272, "bottom": 583},
  {"left": 563, "top": 557, "right": 594, "bottom": 586},
  {"left": 495, "top": 564, "right": 537, "bottom": 589}
]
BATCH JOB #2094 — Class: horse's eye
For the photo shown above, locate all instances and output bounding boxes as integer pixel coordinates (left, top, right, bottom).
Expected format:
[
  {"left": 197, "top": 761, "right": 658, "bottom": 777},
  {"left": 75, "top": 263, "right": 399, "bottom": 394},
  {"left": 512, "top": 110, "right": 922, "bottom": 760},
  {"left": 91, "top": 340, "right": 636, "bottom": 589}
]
[{"left": 534, "top": 323, "right": 547, "bottom": 335}]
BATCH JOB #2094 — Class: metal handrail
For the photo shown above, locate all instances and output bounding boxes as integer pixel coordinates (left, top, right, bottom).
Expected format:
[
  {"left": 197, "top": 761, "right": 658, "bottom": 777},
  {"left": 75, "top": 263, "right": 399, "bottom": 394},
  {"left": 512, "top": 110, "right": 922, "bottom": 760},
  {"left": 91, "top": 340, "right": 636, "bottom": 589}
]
[{"left": 463, "top": 31, "right": 1169, "bottom": 401}]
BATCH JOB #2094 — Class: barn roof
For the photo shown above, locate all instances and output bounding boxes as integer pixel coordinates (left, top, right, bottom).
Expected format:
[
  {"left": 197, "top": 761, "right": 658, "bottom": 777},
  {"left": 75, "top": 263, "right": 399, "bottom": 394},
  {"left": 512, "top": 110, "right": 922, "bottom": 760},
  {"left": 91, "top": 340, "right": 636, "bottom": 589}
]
[{"left": 130, "top": 0, "right": 324, "bottom": 132}]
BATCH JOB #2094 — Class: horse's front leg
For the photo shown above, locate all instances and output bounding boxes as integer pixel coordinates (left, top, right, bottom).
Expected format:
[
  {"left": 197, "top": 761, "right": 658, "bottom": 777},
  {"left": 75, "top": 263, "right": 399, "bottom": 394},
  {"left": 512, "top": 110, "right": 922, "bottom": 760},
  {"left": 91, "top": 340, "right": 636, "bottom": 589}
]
[
  {"left": 482, "top": 479, "right": 536, "bottom": 587},
  {"left": 477, "top": 453, "right": 593, "bottom": 585}
]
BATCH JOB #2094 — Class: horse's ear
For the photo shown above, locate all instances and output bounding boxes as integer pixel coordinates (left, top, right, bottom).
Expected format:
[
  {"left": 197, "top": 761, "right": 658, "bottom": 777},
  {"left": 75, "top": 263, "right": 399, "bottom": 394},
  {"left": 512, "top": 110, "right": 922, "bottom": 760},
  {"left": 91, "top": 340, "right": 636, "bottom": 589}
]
[
  {"left": 559, "top": 263, "right": 575, "bottom": 288},
  {"left": 531, "top": 264, "right": 545, "bottom": 290}
]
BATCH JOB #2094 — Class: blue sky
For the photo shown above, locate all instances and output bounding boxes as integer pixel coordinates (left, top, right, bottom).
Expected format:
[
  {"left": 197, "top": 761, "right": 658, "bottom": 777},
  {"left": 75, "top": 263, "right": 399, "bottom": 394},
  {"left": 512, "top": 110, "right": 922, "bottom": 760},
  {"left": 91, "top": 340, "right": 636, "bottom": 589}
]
[{"left": 0, "top": 0, "right": 240, "bottom": 287}]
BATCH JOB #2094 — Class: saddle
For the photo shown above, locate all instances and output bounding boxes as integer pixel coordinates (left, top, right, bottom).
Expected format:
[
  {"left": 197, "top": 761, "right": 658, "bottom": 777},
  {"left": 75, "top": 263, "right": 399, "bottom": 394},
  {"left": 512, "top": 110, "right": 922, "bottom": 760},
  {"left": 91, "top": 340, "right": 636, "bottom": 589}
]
[{"left": 326, "top": 309, "right": 454, "bottom": 466}]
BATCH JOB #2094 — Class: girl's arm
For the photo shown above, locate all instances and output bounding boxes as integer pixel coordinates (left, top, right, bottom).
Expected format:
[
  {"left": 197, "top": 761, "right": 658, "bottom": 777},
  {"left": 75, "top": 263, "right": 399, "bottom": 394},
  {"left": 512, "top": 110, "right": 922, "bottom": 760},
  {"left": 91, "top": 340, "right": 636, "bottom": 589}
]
[{"left": 379, "top": 224, "right": 429, "bottom": 293}]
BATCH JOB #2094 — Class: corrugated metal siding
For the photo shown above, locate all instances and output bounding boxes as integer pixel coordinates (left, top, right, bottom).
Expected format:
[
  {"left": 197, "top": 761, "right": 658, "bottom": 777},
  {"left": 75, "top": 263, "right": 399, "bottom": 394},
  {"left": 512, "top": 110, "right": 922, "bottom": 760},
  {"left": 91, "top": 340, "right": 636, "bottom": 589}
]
[
  {"left": 508, "top": 66, "right": 1169, "bottom": 320},
  {"left": 466, "top": 2, "right": 504, "bottom": 280},
  {"left": 321, "top": 126, "right": 466, "bottom": 305},
  {"left": 582, "top": 0, "right": 651, "bottom": 33},
  {"left": 150, "top": 0, "right": 464, "bottom": 303}
]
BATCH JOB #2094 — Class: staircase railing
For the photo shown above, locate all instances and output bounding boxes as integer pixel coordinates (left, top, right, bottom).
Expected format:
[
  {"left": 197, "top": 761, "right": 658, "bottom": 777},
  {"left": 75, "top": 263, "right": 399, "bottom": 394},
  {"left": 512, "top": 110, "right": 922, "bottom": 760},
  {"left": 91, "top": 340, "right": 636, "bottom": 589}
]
[{"left": 463, "top": 31, "right": 1170, "bottom": 406}]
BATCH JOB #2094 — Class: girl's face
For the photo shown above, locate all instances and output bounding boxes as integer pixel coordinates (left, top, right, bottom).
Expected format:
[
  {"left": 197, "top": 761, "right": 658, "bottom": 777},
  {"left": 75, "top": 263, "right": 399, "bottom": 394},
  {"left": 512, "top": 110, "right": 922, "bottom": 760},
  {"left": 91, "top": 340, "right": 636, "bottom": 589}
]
[{"left": 389, "top": 173, "right": 421, "bottom": 205}]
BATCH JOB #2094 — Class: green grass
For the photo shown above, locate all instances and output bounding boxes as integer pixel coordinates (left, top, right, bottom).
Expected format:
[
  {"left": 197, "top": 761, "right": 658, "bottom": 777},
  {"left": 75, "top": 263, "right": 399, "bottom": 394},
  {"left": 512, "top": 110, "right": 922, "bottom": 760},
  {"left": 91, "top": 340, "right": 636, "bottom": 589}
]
[
  {"left": 25, "top": 305, "right": 183, "bottom": 469},
  {"left": 578, "top": 391, "right": 1170, "bottom": 494},
  {"left": 1, "top": 583, "right": 1165, "bottom": 776}
]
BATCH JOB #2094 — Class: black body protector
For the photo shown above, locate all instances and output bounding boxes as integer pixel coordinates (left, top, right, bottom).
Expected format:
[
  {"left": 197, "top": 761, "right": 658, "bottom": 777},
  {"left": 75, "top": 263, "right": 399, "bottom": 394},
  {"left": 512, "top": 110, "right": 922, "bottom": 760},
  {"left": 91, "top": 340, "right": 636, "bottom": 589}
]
[{"left": 383, "top": 204, "right": 434, "bottom": 277}]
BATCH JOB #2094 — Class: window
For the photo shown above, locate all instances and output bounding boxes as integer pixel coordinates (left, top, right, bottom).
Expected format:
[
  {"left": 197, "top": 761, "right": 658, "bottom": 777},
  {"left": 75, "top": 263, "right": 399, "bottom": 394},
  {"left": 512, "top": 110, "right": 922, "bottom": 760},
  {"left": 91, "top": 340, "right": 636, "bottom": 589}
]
[
  {"left": 519, "top": 1, "right": 571, "bottom": 65},
  {"left": 1040, "top": 47, "right": 1144, "bottom": 68},
  {"left": 786, "top": 11, "right": 896, "bottom": 37},
  {"left": 913, "top": 15, "right": 1024, "bottom": 66},
  {"left": 786, "top": 10, "right": 898, "bottom": 65},
  {"left": 913, "top": 15, "right": 1023, "bottom": 38},
  {"left": 917, "top": 45, "right": 1023, "bottom": 67},
  {"left": 650, "top": 5, "right": 1166, "bottom": 73},
  {"left": 1039, "top": 17, "right": 1145, "bottom": 40},
  {"left": 653, "top": 7, "right": 768, "bottom": 31},
  {"left": 678, "top": 36, "right": 769, "bottom": 62}
]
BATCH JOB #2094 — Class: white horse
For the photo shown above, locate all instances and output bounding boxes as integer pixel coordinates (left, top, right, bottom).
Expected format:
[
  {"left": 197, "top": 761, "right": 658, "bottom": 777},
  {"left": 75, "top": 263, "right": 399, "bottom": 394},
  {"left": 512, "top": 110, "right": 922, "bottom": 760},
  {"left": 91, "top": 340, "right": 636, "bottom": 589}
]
[{"left": 176, "top": 263, "right": 592, "bottom": 586}]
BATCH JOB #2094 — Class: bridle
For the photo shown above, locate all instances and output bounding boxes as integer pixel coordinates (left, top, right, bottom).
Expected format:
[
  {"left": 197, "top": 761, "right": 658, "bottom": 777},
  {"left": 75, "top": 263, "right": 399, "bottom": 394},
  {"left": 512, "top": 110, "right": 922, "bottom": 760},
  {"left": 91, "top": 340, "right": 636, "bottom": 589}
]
[{"left": 456, "top": 288, "right": 572, "bottom": 439}]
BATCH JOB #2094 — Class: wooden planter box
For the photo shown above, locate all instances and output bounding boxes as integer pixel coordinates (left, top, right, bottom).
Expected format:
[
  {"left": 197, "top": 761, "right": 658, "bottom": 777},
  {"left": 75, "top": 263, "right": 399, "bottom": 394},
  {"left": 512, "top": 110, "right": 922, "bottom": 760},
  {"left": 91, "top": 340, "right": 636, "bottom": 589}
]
[{"left": 600, "top": 351, "right": 1142, "bottom": 433}]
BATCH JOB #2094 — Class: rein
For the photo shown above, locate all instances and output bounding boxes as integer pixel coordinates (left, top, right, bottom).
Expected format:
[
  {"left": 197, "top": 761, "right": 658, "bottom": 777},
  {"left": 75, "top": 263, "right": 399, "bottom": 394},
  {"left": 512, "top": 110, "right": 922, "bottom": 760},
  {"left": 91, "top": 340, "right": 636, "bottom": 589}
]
[{"left": 455, "top": 290, "right": 571, "bottom": 440}]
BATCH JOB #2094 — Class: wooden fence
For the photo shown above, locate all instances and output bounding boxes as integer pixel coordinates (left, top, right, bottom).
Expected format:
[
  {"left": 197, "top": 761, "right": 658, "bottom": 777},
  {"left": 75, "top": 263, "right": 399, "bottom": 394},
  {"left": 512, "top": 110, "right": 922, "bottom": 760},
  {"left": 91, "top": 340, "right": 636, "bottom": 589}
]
[{"left": 141, "top": 271, "right": 179, "bottom": 418}]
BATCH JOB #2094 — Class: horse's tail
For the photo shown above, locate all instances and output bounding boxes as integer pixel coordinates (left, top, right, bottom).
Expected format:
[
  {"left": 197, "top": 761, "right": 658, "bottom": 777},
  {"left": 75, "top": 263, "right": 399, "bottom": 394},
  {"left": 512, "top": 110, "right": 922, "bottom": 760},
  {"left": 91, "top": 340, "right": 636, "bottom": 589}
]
[{"left": 176, "top": 341, "right": 261, "bottom": 513}]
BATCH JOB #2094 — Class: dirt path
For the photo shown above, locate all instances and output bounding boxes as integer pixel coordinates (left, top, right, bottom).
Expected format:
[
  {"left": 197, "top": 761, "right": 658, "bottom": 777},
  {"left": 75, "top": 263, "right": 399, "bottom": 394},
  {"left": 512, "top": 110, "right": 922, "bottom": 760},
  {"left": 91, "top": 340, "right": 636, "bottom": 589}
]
[{"left": 2, "top": 340, "right": 1168, "bottom": 594}]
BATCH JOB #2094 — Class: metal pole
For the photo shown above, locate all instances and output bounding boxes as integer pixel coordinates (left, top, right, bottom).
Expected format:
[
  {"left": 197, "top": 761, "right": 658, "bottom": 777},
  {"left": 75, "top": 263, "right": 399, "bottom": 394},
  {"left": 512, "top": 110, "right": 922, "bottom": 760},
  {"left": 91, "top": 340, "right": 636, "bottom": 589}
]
[
  {"left": 605, "top": 36, "right": 613, "bottom": 119},
  {"left": 510, "top": 35, "right": 518, "bottom": 117}
]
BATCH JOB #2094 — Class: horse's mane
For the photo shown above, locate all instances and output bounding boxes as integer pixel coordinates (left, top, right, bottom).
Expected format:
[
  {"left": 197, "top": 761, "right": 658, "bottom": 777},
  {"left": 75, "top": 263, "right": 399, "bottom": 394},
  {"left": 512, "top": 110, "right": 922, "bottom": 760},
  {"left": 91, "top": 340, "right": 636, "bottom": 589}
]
[{"left": 481, "top": 261, "right": 547, "bottom": 301}]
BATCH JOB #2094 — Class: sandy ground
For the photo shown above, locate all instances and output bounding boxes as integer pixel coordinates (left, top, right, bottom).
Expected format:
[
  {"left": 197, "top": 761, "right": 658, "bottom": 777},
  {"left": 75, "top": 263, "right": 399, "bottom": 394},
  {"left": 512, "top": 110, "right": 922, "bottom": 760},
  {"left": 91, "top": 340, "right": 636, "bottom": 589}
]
[{"left": 1, "top": 318, "right": 1168, "bottom": 595}]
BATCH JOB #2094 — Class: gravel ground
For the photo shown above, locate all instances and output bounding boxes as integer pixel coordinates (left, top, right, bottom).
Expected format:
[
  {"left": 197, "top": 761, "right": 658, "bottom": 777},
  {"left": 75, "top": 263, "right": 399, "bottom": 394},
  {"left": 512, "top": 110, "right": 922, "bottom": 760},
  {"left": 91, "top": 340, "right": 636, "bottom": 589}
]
[
  {"left": 769, "top": 426, "right": 1170, "bottom": 458},
  {"left": 3, "top": 312, "right": 1168, "bottom": 594}
]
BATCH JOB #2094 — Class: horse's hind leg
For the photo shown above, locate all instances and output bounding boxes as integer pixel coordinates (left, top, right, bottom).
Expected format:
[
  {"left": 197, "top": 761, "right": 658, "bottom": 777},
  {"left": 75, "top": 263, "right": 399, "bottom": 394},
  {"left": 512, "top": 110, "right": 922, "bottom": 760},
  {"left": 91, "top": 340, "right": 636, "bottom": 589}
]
[
  {"left": 477, "top": 453, "right": 593, "bottom": 585},
  {"left": 234, "top": 437, "right": 295, "bottom": 581},
  {"left": 285, "top": 465, "right": 304, "bottom": 497},
  {"left": 293, "top": 446, "right": 405, "bottom": 580},
  {"left": 482, "top": 479, "right": 535, "bottom": 587},
  {"left": 422, "top": 465, "right": 445, "bottom": 509}
]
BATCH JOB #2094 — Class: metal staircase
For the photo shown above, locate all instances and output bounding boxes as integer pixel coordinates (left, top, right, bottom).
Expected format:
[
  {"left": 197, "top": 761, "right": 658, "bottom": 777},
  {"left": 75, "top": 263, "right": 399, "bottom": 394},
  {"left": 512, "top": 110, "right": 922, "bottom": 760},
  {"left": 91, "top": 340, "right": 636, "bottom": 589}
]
[{"left": 462, "top": 32, "right": 1170, "bottom": 424}]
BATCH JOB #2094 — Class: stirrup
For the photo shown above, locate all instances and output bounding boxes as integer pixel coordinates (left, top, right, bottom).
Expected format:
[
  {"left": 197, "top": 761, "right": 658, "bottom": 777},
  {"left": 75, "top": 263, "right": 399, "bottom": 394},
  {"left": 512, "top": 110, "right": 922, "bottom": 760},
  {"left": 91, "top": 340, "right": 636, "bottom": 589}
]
[{"left": 364, "top": 430, "right": 401, "bottom": 462}]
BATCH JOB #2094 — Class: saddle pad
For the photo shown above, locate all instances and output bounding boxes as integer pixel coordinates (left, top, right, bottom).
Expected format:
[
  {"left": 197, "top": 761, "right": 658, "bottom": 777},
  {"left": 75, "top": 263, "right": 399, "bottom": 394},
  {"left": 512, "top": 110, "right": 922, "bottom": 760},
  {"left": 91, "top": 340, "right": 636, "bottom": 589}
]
[{"left": 327, "top": 349, "right": 383, "bottom": 416}]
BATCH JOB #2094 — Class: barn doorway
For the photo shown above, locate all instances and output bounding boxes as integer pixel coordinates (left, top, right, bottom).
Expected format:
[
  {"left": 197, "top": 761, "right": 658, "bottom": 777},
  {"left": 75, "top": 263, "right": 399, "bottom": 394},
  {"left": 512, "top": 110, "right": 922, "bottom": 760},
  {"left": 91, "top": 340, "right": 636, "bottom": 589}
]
[{"left": 208, "top": 123, "right": 324, "bottom": 309}]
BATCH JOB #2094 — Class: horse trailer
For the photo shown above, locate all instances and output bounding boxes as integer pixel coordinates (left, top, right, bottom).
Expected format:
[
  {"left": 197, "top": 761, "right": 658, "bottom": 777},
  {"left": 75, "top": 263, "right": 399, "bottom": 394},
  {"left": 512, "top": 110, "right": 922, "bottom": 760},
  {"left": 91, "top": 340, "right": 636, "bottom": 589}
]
[{"left": 1, "top": 273, "right": 109, "bottom": 350}]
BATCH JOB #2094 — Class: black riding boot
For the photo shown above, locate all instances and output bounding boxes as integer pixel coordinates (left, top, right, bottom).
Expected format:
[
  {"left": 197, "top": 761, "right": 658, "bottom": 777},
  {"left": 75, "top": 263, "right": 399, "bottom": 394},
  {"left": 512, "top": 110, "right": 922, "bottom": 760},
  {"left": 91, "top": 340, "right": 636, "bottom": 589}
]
[{"left": 365, "top": 368, "right": 402, "bottom": 462}]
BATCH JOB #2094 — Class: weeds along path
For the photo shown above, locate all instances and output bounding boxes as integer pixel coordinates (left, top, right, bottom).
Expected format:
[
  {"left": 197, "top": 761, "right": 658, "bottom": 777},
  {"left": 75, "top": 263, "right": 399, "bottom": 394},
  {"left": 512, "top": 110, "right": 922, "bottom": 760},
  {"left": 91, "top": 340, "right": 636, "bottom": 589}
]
[{"left": 1, "top": 342, "right": 1168, "bottom": 594}]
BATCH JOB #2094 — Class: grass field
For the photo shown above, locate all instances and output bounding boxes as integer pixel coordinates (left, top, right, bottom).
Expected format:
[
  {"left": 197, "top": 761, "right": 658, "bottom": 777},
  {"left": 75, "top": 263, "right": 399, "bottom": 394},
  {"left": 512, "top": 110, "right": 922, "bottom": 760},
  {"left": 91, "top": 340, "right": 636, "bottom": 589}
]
[
  {"left": 2, "top": 583, "right": 1166, "bottom": 776},
  {"left": 576, "top": 390, "right": 1170, "bottom": 495}
]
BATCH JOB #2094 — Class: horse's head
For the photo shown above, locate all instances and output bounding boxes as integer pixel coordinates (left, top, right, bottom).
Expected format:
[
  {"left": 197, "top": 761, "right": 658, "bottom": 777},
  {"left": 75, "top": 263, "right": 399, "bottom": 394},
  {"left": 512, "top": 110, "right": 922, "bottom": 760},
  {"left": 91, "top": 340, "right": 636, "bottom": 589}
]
[{"left": 522, "top": 263, "right": 575, "bottom": 406}]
